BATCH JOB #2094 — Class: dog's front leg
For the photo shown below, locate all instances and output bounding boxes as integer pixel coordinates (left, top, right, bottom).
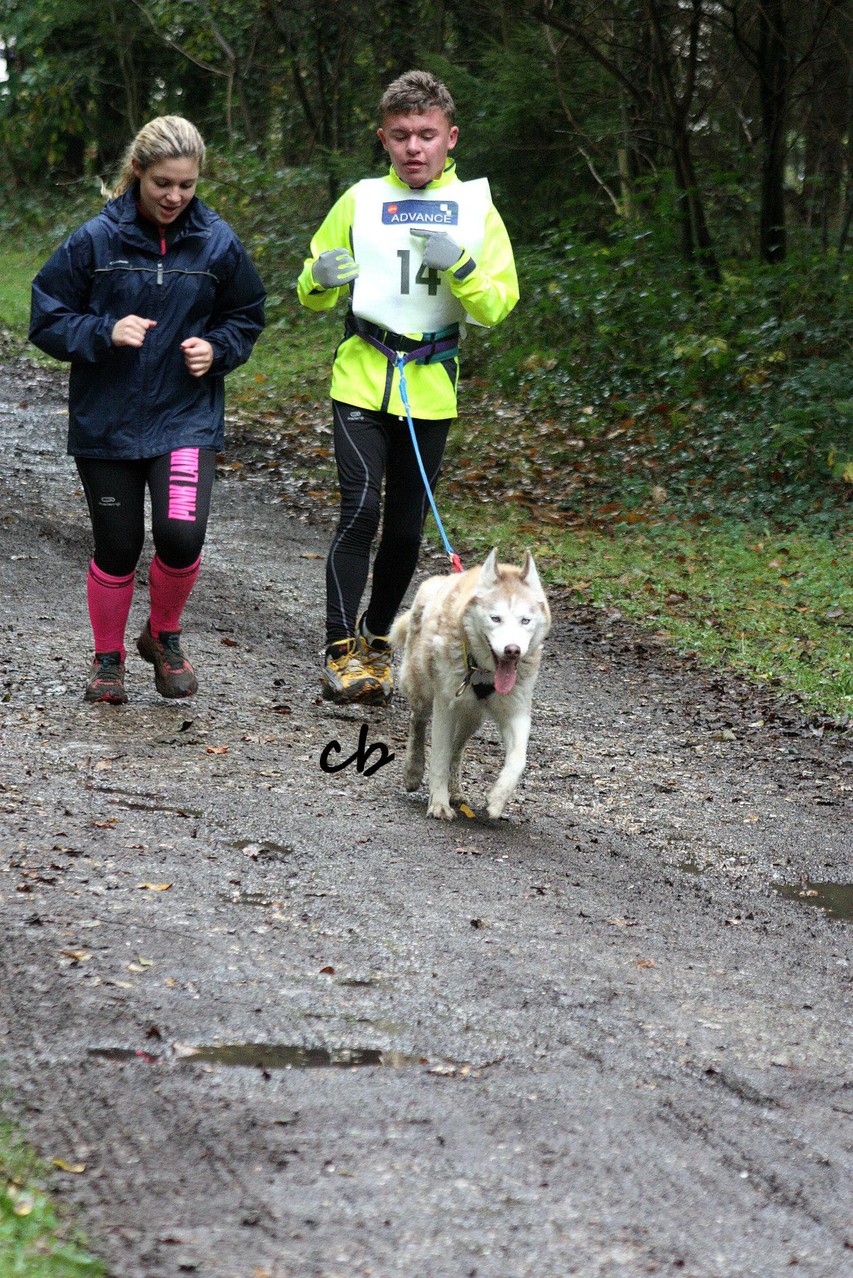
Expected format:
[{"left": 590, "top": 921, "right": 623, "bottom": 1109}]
[
  {"left": 426, "top": 695, "right": 457, "bottom": 819},
  {"left": 486, "top": 709, "right": 531, "bottom": 819}
]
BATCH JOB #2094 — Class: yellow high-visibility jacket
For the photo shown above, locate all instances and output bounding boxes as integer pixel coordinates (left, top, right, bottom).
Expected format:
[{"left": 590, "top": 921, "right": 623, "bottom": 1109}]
[{"left": 297, "top": 161, "right": 518, "bottom": 419}]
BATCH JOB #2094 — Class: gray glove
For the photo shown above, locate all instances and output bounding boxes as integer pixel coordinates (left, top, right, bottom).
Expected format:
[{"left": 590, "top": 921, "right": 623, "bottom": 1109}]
[
  {"left": 312, "top": 248, "right": 360, "bottom": 290},
  {"left": 411, "top": 228, "right": 465, "bottom": 272}
]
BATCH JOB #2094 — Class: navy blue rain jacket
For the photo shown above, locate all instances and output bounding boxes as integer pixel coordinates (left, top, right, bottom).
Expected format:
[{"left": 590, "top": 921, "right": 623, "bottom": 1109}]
[{"left": 29, "top": 188, "right": 266, "bottom": 458}]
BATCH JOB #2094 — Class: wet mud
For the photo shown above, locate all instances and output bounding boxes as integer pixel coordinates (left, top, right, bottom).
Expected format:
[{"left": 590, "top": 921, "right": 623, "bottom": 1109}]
[{"left": 0, "top": 356, "right": 851, "bottom": 1277}]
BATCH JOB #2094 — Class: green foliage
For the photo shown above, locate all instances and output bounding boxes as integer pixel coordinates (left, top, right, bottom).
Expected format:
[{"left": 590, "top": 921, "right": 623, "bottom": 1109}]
[
  {"left": 0, "top": 1120, "right": 107, "bottom": 1276},
  {"left": 429, "top": 29, "right": 616, "bottom": 240},
  {"left": 481, "top": 222, "right": 852, "bottom": 524},
  {"left": 0, "top": 0, "right": 170, "bottom": 179}
]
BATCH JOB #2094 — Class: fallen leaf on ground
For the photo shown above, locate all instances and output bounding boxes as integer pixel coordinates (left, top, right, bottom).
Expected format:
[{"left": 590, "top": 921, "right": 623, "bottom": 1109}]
[
  {"left": 172, "top": 1042, "right": 201, "bottom": 1058},
  {"left": 136, "top": 882, "right": 172, "bottom": 891},
  {"left": 458, "top": 803, "right": 475, "bottom": 819},
  {"left": 206, "top": 745, "right": 230, "bottom": 755},
  {"left": 52, "top": 1158, "right": 85, "bottom": 1174}
]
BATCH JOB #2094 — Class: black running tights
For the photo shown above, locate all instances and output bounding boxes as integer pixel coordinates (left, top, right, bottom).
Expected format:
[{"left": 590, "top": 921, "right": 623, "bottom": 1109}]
[{"left": 326, "top": 401, "right": 450, "bottom": 643}]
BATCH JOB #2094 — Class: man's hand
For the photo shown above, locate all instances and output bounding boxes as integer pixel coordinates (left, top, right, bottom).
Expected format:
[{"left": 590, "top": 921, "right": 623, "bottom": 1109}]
[
  {"left": 410, "top": 228, "right": 465, "bottom": 272},
  {"left": 111, "top": 315, "right": 157, "bottom": 348},
  {"left": 181, "top": 337, "right": 214, "bottom": 378},
  {"left": 312, "top": 249, "right": 360, "bottom": 290}
]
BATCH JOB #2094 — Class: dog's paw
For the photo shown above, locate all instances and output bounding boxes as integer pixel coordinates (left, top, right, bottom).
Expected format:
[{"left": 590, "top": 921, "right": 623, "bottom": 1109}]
[
  {"left": 427, "top": 799, "right": 457, "bottom": 820},
  {"left": 403, "top": 769, "right": 423, "bottom": 792},
  {"left": 485, "top": 798, "right": 508, "bottom": 820}
]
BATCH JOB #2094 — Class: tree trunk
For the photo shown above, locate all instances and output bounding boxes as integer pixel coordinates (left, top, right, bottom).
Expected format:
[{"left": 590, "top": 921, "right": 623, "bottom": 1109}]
[
  {"left": 644, "top": 0, "right": 722, "bottom": 283},
  {"left": 800, "top": 6, "right": 850, "bottom": 246},
  {"left": 757, "top": 0, "right": 788, "bottom": 263}
]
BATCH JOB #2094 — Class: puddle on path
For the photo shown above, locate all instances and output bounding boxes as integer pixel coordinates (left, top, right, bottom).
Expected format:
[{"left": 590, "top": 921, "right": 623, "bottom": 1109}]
[
  {"left": 773, "top": 881, "right": 853, "bottom": 923},
  {"left": 89, "top": 1047, "right": 162, "bottom": 1064},
  {"left": 94, "top": 788, "right": 202, "bottom": 819},
  {"left": 176, "top": 1043, "right": 424, "bottom": 1069},
  {"left": 89, "top": 1044, "right": 424, "bottom": 1069},
  {"left": 116, "top": 799, "right": 202, "bottom": 818}
]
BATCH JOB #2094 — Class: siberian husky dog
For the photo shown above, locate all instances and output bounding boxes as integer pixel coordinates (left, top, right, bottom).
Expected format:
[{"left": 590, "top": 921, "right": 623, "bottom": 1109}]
[{"left": 390, "top": 549, "right": 551, "bottom": 820}]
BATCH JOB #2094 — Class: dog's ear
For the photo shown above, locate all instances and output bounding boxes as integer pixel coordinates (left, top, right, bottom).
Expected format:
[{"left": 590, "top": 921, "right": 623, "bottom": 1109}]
[
  {"left": 520, "top": 550, "right": 542, "bottom": 591},
  {"left": 480, "top": 547, "right": 500, "bottom": 585}
]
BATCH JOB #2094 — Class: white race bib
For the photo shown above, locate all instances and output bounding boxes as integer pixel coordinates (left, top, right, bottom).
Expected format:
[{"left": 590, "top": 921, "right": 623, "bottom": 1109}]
[{"left": 351, "top": 176, "right": 490, "bottom": 333}]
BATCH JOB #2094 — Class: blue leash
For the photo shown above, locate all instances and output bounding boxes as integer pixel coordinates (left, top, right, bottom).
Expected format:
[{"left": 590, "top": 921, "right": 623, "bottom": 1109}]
[{"left": 396, "top": 354, "right": 463, "bottom": 574}]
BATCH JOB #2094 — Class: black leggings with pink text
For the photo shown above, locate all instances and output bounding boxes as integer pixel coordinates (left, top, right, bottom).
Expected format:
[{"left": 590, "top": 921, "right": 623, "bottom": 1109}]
[{"left": 76, "top": 449, "right": 216, "bottom": 577}]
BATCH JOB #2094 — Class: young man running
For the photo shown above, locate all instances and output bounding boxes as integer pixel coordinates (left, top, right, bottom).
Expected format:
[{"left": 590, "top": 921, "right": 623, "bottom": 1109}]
[{"left": 297, "top": 69, "right": 518, "bottom": 705}]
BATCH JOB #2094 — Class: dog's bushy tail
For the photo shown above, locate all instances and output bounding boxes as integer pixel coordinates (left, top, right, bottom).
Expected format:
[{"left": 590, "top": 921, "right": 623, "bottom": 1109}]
[{"left": 389, "top": 609, "right": 410, "bottom": 650}]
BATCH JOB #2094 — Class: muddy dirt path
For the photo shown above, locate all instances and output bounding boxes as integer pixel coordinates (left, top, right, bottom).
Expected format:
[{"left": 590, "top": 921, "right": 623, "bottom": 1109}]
[{"left": 0, "top": 356, "right": 850, "bottom": 1278}]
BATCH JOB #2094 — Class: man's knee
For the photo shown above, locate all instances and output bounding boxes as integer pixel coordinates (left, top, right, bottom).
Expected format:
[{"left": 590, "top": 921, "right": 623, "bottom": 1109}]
[{"left": 335, "top": 500, "right": 381, "bottom": 551}]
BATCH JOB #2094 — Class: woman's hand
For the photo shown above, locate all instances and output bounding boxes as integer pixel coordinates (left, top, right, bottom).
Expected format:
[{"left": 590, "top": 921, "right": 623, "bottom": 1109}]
[
  {"left": 112, "top": 315, "right": 157, "bottom": 347},
  {"left": 181, "top": 337, "right": 214, "bottom": 378}
]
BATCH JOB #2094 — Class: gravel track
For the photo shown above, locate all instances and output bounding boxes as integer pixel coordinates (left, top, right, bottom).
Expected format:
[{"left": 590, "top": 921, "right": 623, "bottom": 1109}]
[{"left": 0, "top": 357, "right": 850, "bottom": 1278}]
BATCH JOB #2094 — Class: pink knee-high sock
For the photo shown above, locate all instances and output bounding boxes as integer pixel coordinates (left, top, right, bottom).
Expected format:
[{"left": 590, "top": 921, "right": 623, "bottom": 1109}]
[
  {"left": 148, "top": 554, "right": 200, "bottom": 635},
  {"left": 87, "top": 561, "right": 135, "bottom": 659}
]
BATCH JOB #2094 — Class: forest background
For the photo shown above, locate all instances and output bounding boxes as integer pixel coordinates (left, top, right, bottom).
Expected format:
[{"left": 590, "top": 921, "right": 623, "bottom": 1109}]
[{"left": 0, "top": 0, "right": 850, "bottom": 724}]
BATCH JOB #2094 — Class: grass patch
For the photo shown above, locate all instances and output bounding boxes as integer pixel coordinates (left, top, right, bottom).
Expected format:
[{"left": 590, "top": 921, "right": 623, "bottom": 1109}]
[
  {"left": 0, "top": 250, "right": 42, "bottom": 338},
  {"left": 435, "top": 497, "right": 852, "bottom": 720},
  {"left": 228, "top": 313, "right": 336, "bottom": 406},
  {"left": 0, "top": 1120, "right": 107, "bottom": 1276}
]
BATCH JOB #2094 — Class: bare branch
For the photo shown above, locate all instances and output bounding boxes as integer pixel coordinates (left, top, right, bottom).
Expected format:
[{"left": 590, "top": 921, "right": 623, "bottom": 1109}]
[{"left": 127, "top": 0, "right": 229, "bottom": 78}]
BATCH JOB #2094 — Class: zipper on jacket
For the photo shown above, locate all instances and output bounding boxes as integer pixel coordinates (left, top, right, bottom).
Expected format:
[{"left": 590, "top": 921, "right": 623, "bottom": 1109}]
[{"left": 157, "top": 261, "right": 163, "bottom": 285}]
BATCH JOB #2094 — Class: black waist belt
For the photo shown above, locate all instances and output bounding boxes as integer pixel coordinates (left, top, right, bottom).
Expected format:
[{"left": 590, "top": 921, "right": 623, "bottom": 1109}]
[{"left": 344, "top": 315, "right": 460, "bottom": 367}]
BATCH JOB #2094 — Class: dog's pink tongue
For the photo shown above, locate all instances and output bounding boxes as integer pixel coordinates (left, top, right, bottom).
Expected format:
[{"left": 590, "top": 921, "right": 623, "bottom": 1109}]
[{"left": 494, "top": 659, "right": 518, "bottom": 695}]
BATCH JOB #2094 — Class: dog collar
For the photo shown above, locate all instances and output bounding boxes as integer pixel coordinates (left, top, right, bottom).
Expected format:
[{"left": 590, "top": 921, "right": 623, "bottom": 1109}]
[{"left": 456, "top": 642, "right": 495, "bottom": 699}]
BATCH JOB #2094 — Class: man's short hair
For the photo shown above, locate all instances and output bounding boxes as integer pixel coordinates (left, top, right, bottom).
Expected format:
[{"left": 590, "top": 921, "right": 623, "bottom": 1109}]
[{"left": 378, "top": 70, "right": 456, "bottom": 125}]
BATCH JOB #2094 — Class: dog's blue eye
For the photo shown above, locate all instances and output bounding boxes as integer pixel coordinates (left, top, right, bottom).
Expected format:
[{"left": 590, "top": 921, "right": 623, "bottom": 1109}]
[
  {"left": 490, "top": 614, "right": 502, "bottom": 623},
  {"left": 521, "top": 617, "right": 531, "bottom": 626}
]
